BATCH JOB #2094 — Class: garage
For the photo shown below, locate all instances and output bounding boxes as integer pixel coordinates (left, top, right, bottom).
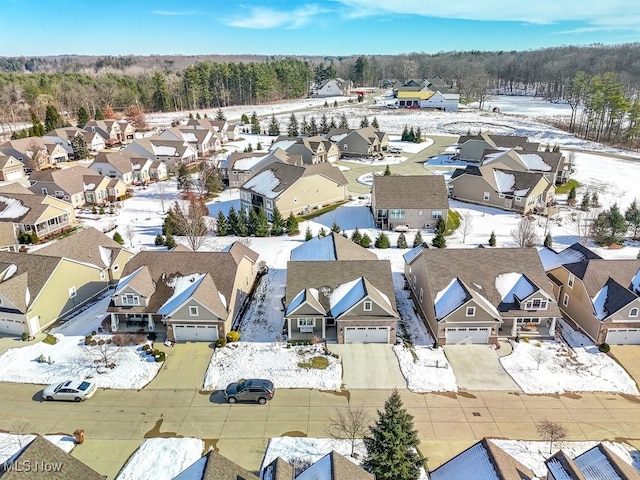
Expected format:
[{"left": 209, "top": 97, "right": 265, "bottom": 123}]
[
  {"left": 0, "top": 318, "right": 24, "bottom": 336},
  {"left": 445, "top": 327, "right": 491, "bottom": 344},
  {"left": 173, "top": 324, "right": 218, "bottom": 342},
  {"left": 606, "top": 328, "right": 640, "bottom": 345},
  {"left": 344, "top": 326, "right": 389, "bottom": 343}
]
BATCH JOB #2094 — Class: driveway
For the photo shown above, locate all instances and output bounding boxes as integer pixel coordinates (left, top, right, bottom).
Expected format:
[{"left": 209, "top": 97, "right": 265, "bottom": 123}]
[
  {"left": 146, "top": 341, "right": 214, "bottom": 390},
  {"left": 329, "top": 344, "right": 407, "bottom": 390},
  {"left": 609, "top": 345, "right": 640, "bottom": 388},
  {"left": 443, "top": 345, "right": 520, "bottom": 391}
]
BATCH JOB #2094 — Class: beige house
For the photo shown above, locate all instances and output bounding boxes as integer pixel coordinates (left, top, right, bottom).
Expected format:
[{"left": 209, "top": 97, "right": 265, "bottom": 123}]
[
  {"left": 126, "top": 138, "right": 198, "bottom": 174},
  {"left": 482, "top": 148, "right": 571, "bottom": 186},
  {"left": 545, "top": 244, "right": 640, "bottom": 344},
  {"left": 118, "top": 120, "right": 136, "bottom": 143},
  {"left": 89, "top": 151, "right": 135, "bottom": 185},
  {"left": 0, "top": 153, "right": 26, "bottom": 183},
  {"left": 0, "top": 192, "right": 76, "bottom": 240},
  {"left": 371, "top": 174, "right": 449, "bottom": 230},
  {"left": 285, "top": 260, "right": 398, "bottom": 343},
  {"left": 405, "top": 247, "right": 561, "bottom": 345},
  {"left": 150, "top": 160, "right": 169, "bottom": 181},
  {"left": 85, "top": 120, "right": 125, "bottom": 145},
  {"left": 456, "top": 133, "right": 540, "bottom": 162},
  {"left": 450, "top": 165, "right": 556, "bottom": 215},
  {"left": 271, "top": 135, "right": 340, "bottom": 164},
  {"left": 0, "top": 251, "right": 110, "bottom": 336},
  {"left": 239, "top": 160, "right": 347, "bottom": 218},
  {"left": 0, "top": 137, "right": 63, "bottom": 172},
  {"left": 107, "top": 242, "right": 259, "bottom": 341},
  {"left": 159, "top": 126, "right": 219, "bottom": 156},
  {"left": 326, "top": 127, "right": 389, "bottom": 158}
]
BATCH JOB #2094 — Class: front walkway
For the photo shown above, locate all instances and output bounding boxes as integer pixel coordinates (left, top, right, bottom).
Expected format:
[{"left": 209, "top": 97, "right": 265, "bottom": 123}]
[
  {"left": 330, "top": 343, "right": 407, "bottom": 390},
  {"left": 444, "top": 345, "right": 521, "bottom": 391}
]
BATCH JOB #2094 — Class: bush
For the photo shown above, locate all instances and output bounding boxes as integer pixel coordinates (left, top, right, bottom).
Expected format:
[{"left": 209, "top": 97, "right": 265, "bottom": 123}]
[
  {"left": 598, "top": 343, "right": 611, "bottom": 353},
  {"left": 154, "top": 234, "right": 165, "bottom": 246},
  {"left": 90, "top": 340, "right": 97, "bottom": 346},
  {"left": 215, "top": 338, "right": 227, "bottom": 348},
  {"left": 21, "top": 332, "right": 29, "bottom": 342},
  {"left": 147, "top": 332, "right": 157, "bottom": 341},
  {"left": 374, "top": 232, "right": 390, "bottom": 249},
  {"left": 360, "top": 233, "right": 372, "bottom": 248},
  {"left": 85, "top": 335, "right": 93, "bottom": 345},
  {"left": 154, "top": 351, "right": 166, "bottom": 362},
  {"left": 298, "top": 356, "right": 330, "bottom": 370},
  {"left": 98, "top": 339, "right": 106, "bottom": 346},
  {"left": 226, "top": 331, "right": 240, "bottom": 343},
  {"left": 43, "top": 334, "right": 57, "bottom": 345},
  {"left": 152, "top": 349, "right": 160, "bottom": 356}
]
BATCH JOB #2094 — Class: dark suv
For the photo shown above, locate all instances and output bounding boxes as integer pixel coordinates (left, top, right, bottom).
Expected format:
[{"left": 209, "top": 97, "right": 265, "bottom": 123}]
[{"left": 224, "top": 379, "right": 275, "bottom": 404}]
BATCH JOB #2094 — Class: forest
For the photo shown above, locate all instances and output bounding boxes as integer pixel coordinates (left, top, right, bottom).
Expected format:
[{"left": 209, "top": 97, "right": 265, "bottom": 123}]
[{"left": 0, "top": 43, "right": 639, "bottom": 147}]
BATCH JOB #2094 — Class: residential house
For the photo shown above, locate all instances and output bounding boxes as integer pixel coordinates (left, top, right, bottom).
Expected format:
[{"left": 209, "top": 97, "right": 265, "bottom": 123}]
[
  {"left": 271, "top": 135, "right": 341, "bottom": 164},
  {"left": 159, "top": 126, "right": 219, "bottom": 157},
  {"left": 226, "top": 123, "right": 241, "bottom": 141},
  {"left": 131, "top": 156, "right": 153, "bottom": 185},
  {"left": 81, "top": 130, "right": 107, "bottom": 153},
  {"left": 545, "top": 244, "right": 640, "bottom": 344},
  {"left": 371, "top": 174, "right": 449, "bottom": 230},
  {"left": 239, "top": 160, "right": 348, "bottom": 218},
  {"left": 0, "top": 223, "right": 17, "bottom": 252},
  {"left": 393, "top": 78, "right": 459, "bottom": 111},
  {"left": 149, "top": 160, "right": 169, "bottom": 181},
  {"left": 310, "top": 78, "right": 353, "bottom": 97},
  {"left": 449, "top": 165, "right": 557, "bottom": 215},
  {"left": 290, "top": 232, "right": 378, "bottom": 261},
  {"left": 89, "top": 151, "right": 135, "bottom": 185},
  {"left": 126, "top": 137, "right": 198, "bottom": 173},
  {"left": 0, "top": 192, "right": 76, "bottom": 241},
  {"left": 482, "top": 148, "right": 571, "bottom": 185},
  {"left": 84, "top": 119, "right": 125, "bottom": 145},
  {"left": 222, "top": 148, "right": 301, "bottom": 187},
  {"left": 545, "top": 444, "right": 640, "bottom": 479},
  {"left": 0, "top": 250, "right": 110, "bottom": 336},
  {"left": 173, "top": 450, "right": 259, "bottom": 480},
  {"left": 326, "top": 127, "right": 389, "bottom": 158},
  {"left": 36, "top": 227, "right": 134, "bottom": 284},
  {"left": 107, "top": 242, "right": 259, "bottom": 341},
  {"left": 0, "top": 137, "right": 66, "bottom": 172},
  {"left": 456, "top": 133, "right": 540, "bottom": 162},
  {"left": 118, "top": 120, "right": 136, "bottom": 143},
  {"left": 0, "top": 153, "right": 27, "bottom": 183},
  {"left": 405, "top": 248, "right": 561, "bottom": 345},
  {"left": 43, "top": 126, "right": 85, "bottom": 156},
  {"left": 0, "top": 435, "right": 106, "bottom": 479},
  {"left": 285, "top": 259, "right": 398, "bottom": 343}
]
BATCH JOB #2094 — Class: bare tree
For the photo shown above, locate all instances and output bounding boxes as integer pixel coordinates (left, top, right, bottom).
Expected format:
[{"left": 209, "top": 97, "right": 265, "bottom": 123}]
[
  {"left": 326, "top": 406, "right": 372, "bottom": 456},
  {"left": 123, "top": 223, "right": 135, "bottom": 248},
  {"left": 537, "top": 419, "right": 568, "bottom": 454},
  {"left": 156, "top": 182, "right": 167, "bottom": 213},
  {"left": 531, "top": 347, "right": 545, "bottom": 370},
  {"left": 511, "top": 217, "right": 539, "bottom": 247},
  {"left": 460, "top": 213, "right": 474, "bottom": 243},
  {"left": 170, "top": 198, "right": 214, "bottom": 251}
]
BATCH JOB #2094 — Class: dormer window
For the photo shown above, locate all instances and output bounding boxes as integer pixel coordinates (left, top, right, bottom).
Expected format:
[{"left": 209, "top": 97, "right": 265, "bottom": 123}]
[
  {"left": 525, "top": 298, "right": 548, "bottom": 310},
  {"left": 122, "top": 293, "right": 140, "bottom": 306},
  {"left": 631, "top": 307, "right": 639, "bottom": 318}
]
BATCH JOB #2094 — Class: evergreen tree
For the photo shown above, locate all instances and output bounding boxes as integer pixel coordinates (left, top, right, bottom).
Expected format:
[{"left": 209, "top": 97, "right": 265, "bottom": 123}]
[
  {"left": 567, "top": 186, "right": 577, "bottom": 206},
  {"left": 591, "top": 203, "right": 628, "bottom": 245},
  {"left": 196, "top": 112, "right": 201, "bottom": 119},
  {"left": 375, "top": 232, "right": 391, "bottom": 248},
  {"left": 305, "top": 225, "right": 313, "bottom": 241},
  {"left": 591, "top": 191, "right": 600, "bottom": 208},
  {"left": 415, "top": 127, "right": 422, "bottom": 143},
  {"left": 76, "top": 106, "right": 90, "bottom": 129},
  {"left": 250, "top": 111, "right": 260, "bottom": 134},
  {"left": 339, "top": 113, "right": 349, "bottom": 129},
  {"left": 360, "top": 233, "right": 372, "bottom": 248},
  {"left": 203, "top": 112, "right": 208, "bottom": 118},
  {"left": 227, "top": 206, "right": 240, "bottom": 235},
  {"left": 247, "top": 144, "right": 253, "bottom": 152},
  {"left": 324, "top": 100, "right": 329, "bottom": 108},
  {"left": 112, "top": 231, "right": 124, "bottom": 245},
  {"left": 360, "top": 116, "right": 369, "bottom": 128},
  {"left": 189, "top": 112, "right": 194, "bottom": 119},
  {"left": 363, "top": 389, "right": 423, "bottom": 480},
  {"left": 268, "top": 114, "right": 280, "bottom": 136},
  {"left": 270, "top": 206, "right": 285, "bottom": 235},
  {"left": 151, "top": 71, "right": 171, "bottom": 111},
  {"left": 94, "top": 107, "right": 104, "bottom": 120},
  {"left": 320, "top": 114, "right": 329, "bottom": 134},
  {"left": 384, "top": 165, "right": 391, "bottom": 176},
  {"left": 580, "top": 192, "right": 591, "bottom": 211},
  {"left": 412, "top": 231, "right": 423, "bottom": 248},
  {"left": 401, "top": 125, "right": 409, "bottom": 142},
  {"left": 331, "top": 220, "right": 341, "bottom": 233},
  {"left": 177, "top": 164, "right": 192, "bottom": 191},
  {"left": 154, "top": 234, "right": 165, "bottom": 246},
  {"left": 215, "top": 108, "right": 226, "bottom": 121},
  {"left": 241, "top": 113, "right": 249, "bottom": 124},
  {"left": 308, "top": 117, "right": 319, "bottom": 136},
  {"left": 255, "top": 208, "right": 270, "bottom": 237},
  {"left": 70, "top": 134, "right": 89, "bottom": 160},
  {"left": 351, "top": 227, "right": 363, "bottom": 244},
  {"left": 489, "top": 230, "right": 497, "bottom": 247},
  {"left": 334, "top": 100, "right": 338, "bottom": 107},
  {"left": 371, "top": 117, "right": 380, "bottom": 129},
  {"left": 432, "top": 218, "right": 447, "bottom": 248},
  {"left": 396, "top": 232, "right": 408, "bottom": 248},
  {"left": 318, "top": 227, "right": 327, "bottom": 238},
  {"left": 329, "top": 117, "right": 337, "bottom": 129},
  {"left": 164, "top": 232, "right": 176, "bottom": 249},
  {"left": 286, "top": 213, "right": 299, "bottom": 235},
  {"left": 409, "top": 127, "right": 416, "bottom": 143},
  {"left": 30, "top": 111, "right": 45, "bottom": 136},
  {"left": 288, "top": 113, "right": 299, "bottom": 137},
  {"left": 625, "top": 199, "right": 640, "bottom": 238},
  {"left": 236, "top": 208, "right": 249, "bottom": 237},
  {"left": 544, "top": 233, "right": 553, "bottom": 248},
  {"left": 301, "top": 116, "right": 310, "bottom": 135},
  {"left": 256, "top": 141, "right": 263, "bottom": 150},
  {"left": 216, "top": 211, "right": 229, "bottom": 236}
]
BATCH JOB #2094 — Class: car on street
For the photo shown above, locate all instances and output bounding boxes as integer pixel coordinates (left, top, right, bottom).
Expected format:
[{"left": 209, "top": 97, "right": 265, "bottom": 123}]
[
  {"left": 42, "top": 379, "right": 97, "bottom": 402},
  {"left": 224, "top": 379, "right": 275, "bottom": 404}
]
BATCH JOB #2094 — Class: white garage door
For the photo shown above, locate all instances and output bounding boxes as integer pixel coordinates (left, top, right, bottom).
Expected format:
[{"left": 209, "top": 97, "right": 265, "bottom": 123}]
[
  {"left": 606, "top": 328, "right": 640, "bottom": 345},
  {"left": 446, "top": 327, "right": 491, "bottom": 344},
  {"left": 173, "top": 324, "right": 218, "bottom": 342},
  {"left": 344, "top": 326, "right": 389, "bottom": 343},
  {"left": 0, "top": 318, "right": 24, "bottom": 336}
]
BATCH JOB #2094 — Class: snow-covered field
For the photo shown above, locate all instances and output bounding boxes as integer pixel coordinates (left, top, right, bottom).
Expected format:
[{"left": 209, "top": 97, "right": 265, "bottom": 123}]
[
  {"left": 0, "top": 334, "right": 162, "bottom": 389},
  {"left": 203, "top": 342, "right": 342, "bottom": 391},
  {"left": 115, "top": 438, "right": 204, "bottom": 480}
]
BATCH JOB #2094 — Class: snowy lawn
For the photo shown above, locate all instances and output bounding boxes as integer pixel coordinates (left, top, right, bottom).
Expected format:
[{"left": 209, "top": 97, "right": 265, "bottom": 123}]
[
  {"left": 499, "top": 322, "right": 638, "bottom": 394},
  {"left": 238, "top": 268, "right": 286, "bottom": 342},
  {"left": 0, "top": 434, "right": 75, "bottom": 465},
  {"left": 393, "top": 344, "right": 458, "bottom": 393},
  {"left": 116, "top": 438, "right": 204, "bottom": 480},
  {"left": 203, "top": 342, "right": 342, "bottom": 391},
  {"left": 0, "top": 334, "right": 162, "bottom": 389}
]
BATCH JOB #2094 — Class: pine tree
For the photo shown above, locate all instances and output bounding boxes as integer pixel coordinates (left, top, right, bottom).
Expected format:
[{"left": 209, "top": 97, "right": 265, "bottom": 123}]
[
  {"left": 320, "top": 114, "right": 329, "bottom": 134},
  {"left": 70, "top": 134, "right": 89, "bottom": 160},
  {"left": 177, "top": 164, "right": 192, "bottom": 191},
  {"left": 215, "top": 108, "right": 226, "bottom": 121},
  {"left": 227, "top": 206, "right": 240, "bottom": 235},
  {"left": 236, "top": 208, "right": 249, "bottom": 237},
  {"left": 360, "top": 117, "right": 369, "bottom": 128},
  {"left": 308, "top": 117, "right": 319, "bottom": 136},
  {"left": 250, "top": 111, "right": 260, "bottom": 134},
  {"left": 334, "top": 100, "right": 338, "bottom": 107},
  {"left": 76, "top": 106, "right": 90, "bottom": 129},
  {"left": 331, "top": 221, "right": 341, "bottom": 233},
  {"left": 432, "top": 218, "right": 447, "bottom": 248},
  {"left": 375, "top": 232, "right": 390, "bottom": 248},
  {"left": 305, "top": 226, "right": 313, "bottom": 241},
  {"left": 409, "top": 127, "right": 416, "bottom": 143},
  {"left": 255, "top": 208, "right": 270, "bottom": 237},
  {"left": 384, "top": 165, "right": 391, "bottom": 176},
  {"left": 329, "top": 117, "right": 337, "bottom": 129},
  {"left": 203, "top": 112, "right": 208, "bottom": 118},
  {"left": 112, "top": 231, "right": 124, "bottom": 245},
  {"left": 401, "top": 125, "right": 409, "bottom": 141},
  {"left": 270, "top": 206, "right": 285, "bottom": 235},
  {"left": 412, "top": 231, "right": 423, "bottom": 248},
  {"left": 363, "top": 389, "right": 424, "bottom": 480},
  {"left": 396, "top": 232, "right": 408, "bottom": 248},
  {"left": 544, "top": 233, "right": 553, "bottom": 248},
  {"left": 241, "top": 113, "right": 249, "bottom": 124},
  {"left": 288, "top": 113, "right": 299, "bottom": 137},
  {"left": 30, "top": 111, "right": 45, "bottom": 136},
  {"left": 268, "top": 114, "right": 280, "bottom": 136},
  {"left": 591, "top": 191, "right": 600, "bottom": 208},
  {"left": 371, "top": 117, "right": 379, "bottom": 129},
  {"left": 189, "top": 112, "right": 194, "bottom": 119},
  {"left": 45, "top": 104, "right": 64, "bottom": 132},
  {"left": 94, "top": 107, "right": 104, "bottom": 120},
  {"left": 567, "top": 186, "right": 577, "bottom": 206},
  {"left": 324, "top": 100, "right": 329, "bottom": 108},
  {"left": 625, "top": 199, "right": 640, "bottom": 238},
  {"left": 489, "top": 230, "right": 497, "bottom": 247},
  {"left": 154, "top": 234, "right": 165, "bottom": 246},
  {"left": 415, "top": 127, "right": 422, "bottom": 143},
  {"left": 216, "top": 211, "right": 229, "bottom": 236},
  {"left": 256, "top": 141, "right": 263, "bottom": 150},
  {"left": 286, "top": 213, "right": 299, "bottom": 235},
  {"left": 351, "top": 227, "right": 363, "bottom": 244},
  {"left": 164, "top": 232, "right": 176, "bottom": 249},
  {"left": 339, "top": 113, "right": 349, "bottom": 129},
  {"left": 580, "top": 192, "right": 591, "bottom": 211},
  {"left": 360, "top": 233, "right": 372, "bottom": 248},
  {"left": 318, "top": 227, "right": 327, "bottom": 238}
]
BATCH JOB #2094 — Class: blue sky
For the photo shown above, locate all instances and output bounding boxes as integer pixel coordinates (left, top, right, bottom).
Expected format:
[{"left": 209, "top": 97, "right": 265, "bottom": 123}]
[{"left": 1, "top": 0, "right": 638, "bottom": 56}]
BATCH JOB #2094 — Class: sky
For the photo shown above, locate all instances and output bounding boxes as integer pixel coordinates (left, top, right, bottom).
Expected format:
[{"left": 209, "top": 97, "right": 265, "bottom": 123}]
[{"left": 0, "top": 0, "right": 639, "bottom": 56}]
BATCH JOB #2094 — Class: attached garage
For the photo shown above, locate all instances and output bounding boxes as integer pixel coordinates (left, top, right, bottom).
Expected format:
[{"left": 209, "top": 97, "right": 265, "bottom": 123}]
[
  {"left": 445, "top": 327, "right": 491, "bottom": 344},
  {"left": 173, "top": 324, "right": 218, "bottom": 342},
  {"left": 606, "top": 328, "right": 640, "bottom": 345},
  {"left": 0, "top": 318, "right": 24, "bottom": 336},
  {"left": 344, "top": 326, "right": 389, "bottom": 344}
]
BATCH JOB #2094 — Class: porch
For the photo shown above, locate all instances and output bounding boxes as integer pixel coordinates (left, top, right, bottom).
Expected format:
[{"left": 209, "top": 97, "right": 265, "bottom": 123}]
[
  {"left": 499, "top": 317, "right": 556, "bottom": 339},
  {"left": 109, "top": 313, "right": 167, "bottom": 335}
]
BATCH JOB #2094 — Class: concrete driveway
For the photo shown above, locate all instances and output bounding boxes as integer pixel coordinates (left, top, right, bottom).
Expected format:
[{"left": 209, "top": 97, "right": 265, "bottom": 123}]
[
  {"left": 609, "top": 345, "right": 640, "bottom": 388},
  {"left": 443, "top": 345, "right": 520, "bottom": 391},
  {"left": 146, "top": 341, "right": 214, "bottom": 390},
  {"left": 330, "top": 343, "right": 407, "bottom": 389}
]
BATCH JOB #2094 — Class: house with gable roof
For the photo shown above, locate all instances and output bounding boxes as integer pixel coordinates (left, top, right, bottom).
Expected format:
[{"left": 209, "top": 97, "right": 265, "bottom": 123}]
[
  {"left": 0, "top": 153, "right": 27, "bottom": 183},
  {"left": 405, "top": 248, "right": 561, "bottom": 344},
  {"left": 159, "top": 126, "right": 219, "bottom": 156},
  {"left": 310, "top": 78, "right": 353, "bottom": 97},
  {"left": 173, "top": 449, "right": 259, "bottom": 480},
  {"left": 84, "top": 119, "right": 125, "bottom": 145},
  {"left": 0, "top": 137, "right": 68, "bottom": 172},
  {"left": 545, "top": 244, "right": 640, "bottom": 344},
  {"left": 126, "top": 137, "right": 198, "bottom": 174},
  {"left": 290, "top": 232, "right": 377, "bottom": 262},
  {"left": 107, "top": 242, "right": 259, "bottom": 341},
  {"left": 545, "top": 443, "right": 640, "bottom": 479},
  {"left": 221, "top": 149, "right": 298, "bottom": 188},
  {"left": 271, "top": 135, "right": 341, "bottom": 164},
  {"left": 456, "top": 133, "right": 540, "bottom": 162},
  {"left": 482, "top": 148, "right": 571, "bottom": 186},
  {"left": 89, "top": 151, "right": 135, "bottom": 185},
  {"left": 326, "top": 127, "right": 389, "bottom": 158}
]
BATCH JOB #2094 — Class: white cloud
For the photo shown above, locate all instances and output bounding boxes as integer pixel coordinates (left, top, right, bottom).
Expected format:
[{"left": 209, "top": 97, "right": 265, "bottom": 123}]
[{"left": 227, "top": 4, "right": 329, "bottom": 29}]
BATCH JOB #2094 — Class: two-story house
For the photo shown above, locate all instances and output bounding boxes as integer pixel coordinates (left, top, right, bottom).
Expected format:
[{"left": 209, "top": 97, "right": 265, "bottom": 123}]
[
  {"left": 271, "top": 135, "right": 340, "bottom": 164},
  {"left": 326, "top": 127, "right": 389, "bottom": 158},
  {"left": 89, "top": 151, "right": 135, "bottom": 185},
  {"left": 482, "top": 148, "right": 571, "bottom": 186},
  {"left": 455, "top": 133, "right": 540, "bottom": 162},
  {"left": 126, "top": 137, "right": 198, "bottom": 174}
]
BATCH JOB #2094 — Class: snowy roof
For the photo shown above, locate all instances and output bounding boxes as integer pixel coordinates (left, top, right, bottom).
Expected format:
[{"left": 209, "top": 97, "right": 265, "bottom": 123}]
[
  {"left": 330, "top": 133, "right": 348, "bottom": 142},
  {"left": 153, "top": 145, "right": 178, "bottom": 156},
  {"left": 430, "top": 442, "right": 500, "bottom": 480},
  {"left": 158, "top": 273, "right": 206, "bottom": 315},
  {"left": 329, "top": 278, "right": 366, "bottom": 317},
  {"left": 291, "top": 235, "right": 338, "bottom": 261},
  {"left": 0, "top": 195, "right": 30, "bottom": 219},
  {"left": 592, "top": 285, "right": 609, "bottom": 320},
  {"left": 234, "top": 155, "right": 268, "bottom": 171},
  {"left": 574, "top": 445, "right": 625, "bottom": 479},
  {"left": 270, "top": 140, "right": 297, "bottom": 152},
  {"left": 495, "top": 272, "right": 536, "bottom": 303},
  {"left": 434, "top": 278, "right": 469, "bottom": 319},
  {"left": 403, "top": 244, "right": 427, "bottom": 265},
  {"left": 493, "top": 170, "right": 516, "bottom": 193},
  {"left": 537, "top": 245, "right": 588, "bottom": 271},
  {"left": 181, "top": 132, "right": 198, "bottom": 143},
  {"left": 520, "top": 153, "right": 552, "bottom": 171},
  {"left": 242, "top": 169, "right": 283, "bottom": 199}
]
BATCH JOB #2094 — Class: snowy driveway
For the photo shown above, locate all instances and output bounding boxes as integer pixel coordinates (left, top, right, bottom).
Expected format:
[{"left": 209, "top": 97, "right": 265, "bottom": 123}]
[
  {"left": 329, "top": 344, "right": 406, "bottom": 390},
  {"left": 443, "top": 345, "right": 520, "bottom": 391}
]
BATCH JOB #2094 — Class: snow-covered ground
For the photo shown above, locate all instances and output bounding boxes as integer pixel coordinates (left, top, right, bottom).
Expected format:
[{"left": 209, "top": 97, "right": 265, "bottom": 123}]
[
  {"left": 0, "top": 434, "right": 75, "bottom": 465},
  {"left": 393, "top": 344, "right": 458, "bottom": 392},
  {"left": 203, "top": 342, "right": 342, "bottom": 391},
  {"left": 0, "top": 334, "right": 162, "bottom": 389},
  {"left": 115, "top": 438, "right": 204, "bottom": 480}
]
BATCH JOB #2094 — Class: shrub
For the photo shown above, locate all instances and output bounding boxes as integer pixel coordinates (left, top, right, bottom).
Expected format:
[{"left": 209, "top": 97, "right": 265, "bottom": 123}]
[
  {"left": 98, "top": 339, "right": 105, "bottom": 346},
  {"left": 147, "top": 332, "right": 157, "bottom": 342},
  {"left": 298, "top": 356, "right": 330, "bottom": 370},
  {"left": 90, "top": 340, "right": 97, "bottom": 346},
  {"left": 226, "top": 331, "right": 240, "bottom": 343},
  {"left": 374, "top": 232, "right": 390, "bottom": 248},
  {"left": 154, "top": 234, "right": 165, "bottom": 246},
  {"left": 21, "top": 332, "right": 28, "bottom": 342},
  {"left": 360, "top": 233, "right": 372, "bottom": 248},
  {"left": 215, "top": 338, "right": 227, "bottom": 349},
  {"left": 154, "top": 351, "right": 166, "bottom": 362},
  {"left": 84, "top": 335, "right": 93, "bottom": 345},
  {"left": 598, "top": 343, "right": 611, "bottom": 353},
  {"left": 152, "top": 349, "right": 161, "bottom": 356},
  {"left": 43, "top": 334, "right": 57, "bottom": 345}
]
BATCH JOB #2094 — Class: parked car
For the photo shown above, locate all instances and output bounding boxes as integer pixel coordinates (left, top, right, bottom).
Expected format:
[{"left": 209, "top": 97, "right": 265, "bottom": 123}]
[
  {"left": 42, "top": 380, "right": 97, "bottom": 402},
  {"left": 224, "top": 379, "right": 275, "bottom": 404},
  {"left": 388, "top": 146, "right": 403, "bottom": 154}
]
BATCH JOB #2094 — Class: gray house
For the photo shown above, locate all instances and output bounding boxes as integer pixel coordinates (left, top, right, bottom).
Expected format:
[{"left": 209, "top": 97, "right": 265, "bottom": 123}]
[{"left": 456, "top": 133, "right": 540, "bottom": 162}]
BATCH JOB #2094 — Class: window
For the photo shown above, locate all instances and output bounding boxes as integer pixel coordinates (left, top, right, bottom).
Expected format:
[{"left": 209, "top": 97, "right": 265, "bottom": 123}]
[
  {"left": 525, "top": 298, "right": 548, "bottom": 310},
  {"left": 41, "top": 188, "right": 48, "bottom": 195},
  {"left": 432, "top": 210, "right": 443, "bottom": 219},
  {"left": 391, "top": 209, "right": 405, "bottom": 220},
  {"left": 419, "top": 288, "right": 423, "bottom": 303},
  {"left": 363, "top": 301, "right": 372, "bottom": 311},
  {"left": 562, "top": 294, "right": 569, "bottom": 307},
  {"left": 343, "top": 144, "right": 348, "bottom": 151},
  {"left": 68, "top": 286, "right": 77, "bottom": 298},
  {"left": 55, "top": 190, "right": 64, "bottom": 197},
  {"left": 418, "top": 210, "right": 423, "bottom": 216},
  {"left": 122, "top": 294, "right": 140, "bottom": 306},
  {"left": 483, "top": 192, "right": 490, "bottom": 201},
  {"left": 189, "top": 306, "right": 199, "bottom": 316},
  {"left": 266, "top": 199, "right": 273, "bottom": 209},
  {"left": 298, "top": 318, "right": 314, "bottom": 332},
  {"left": 499, "top": 193, "right": 505, "bottom": 199},
  {"left": 515, "top": 197, "right": 522, "bottom": 202},
  {"left": 466, "top": 307, "right": 475, "bottom": 317},
  {"left": 568, "top": 274, "right": 575, "bottom": 288},
  {"left": 631, "top": 307, "right": 639, "bottom": 318}
]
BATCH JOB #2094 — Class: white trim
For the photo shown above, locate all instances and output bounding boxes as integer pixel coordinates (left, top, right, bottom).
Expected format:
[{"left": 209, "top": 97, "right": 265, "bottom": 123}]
[{"left": 465, "top": 306, "right": 475, "bottom": 317}]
